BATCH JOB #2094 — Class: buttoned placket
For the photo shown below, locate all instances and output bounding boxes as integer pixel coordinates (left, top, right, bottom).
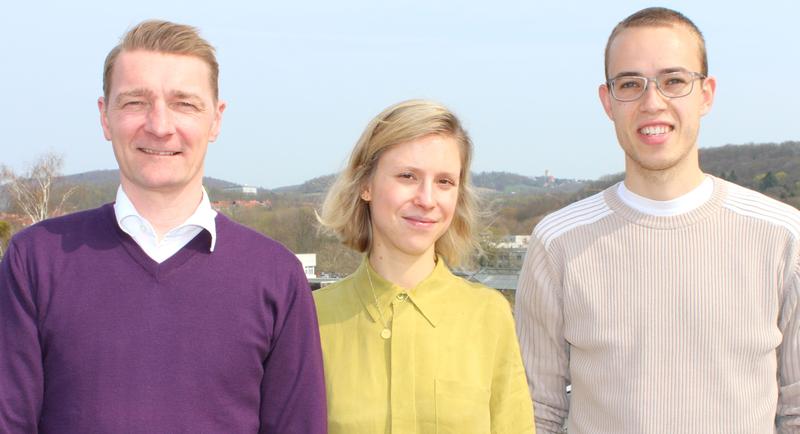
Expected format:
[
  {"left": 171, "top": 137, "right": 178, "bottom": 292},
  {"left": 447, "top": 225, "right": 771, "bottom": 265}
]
[{"left": 389, "top": 291, "right": 416, "bottom": 433}]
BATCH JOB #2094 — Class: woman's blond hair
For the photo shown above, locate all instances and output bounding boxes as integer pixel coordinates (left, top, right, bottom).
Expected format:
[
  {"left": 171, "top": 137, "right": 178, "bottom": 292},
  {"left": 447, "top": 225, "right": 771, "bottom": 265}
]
[{"left": 319, "top": 99, "right": 479, "bottom": 267}]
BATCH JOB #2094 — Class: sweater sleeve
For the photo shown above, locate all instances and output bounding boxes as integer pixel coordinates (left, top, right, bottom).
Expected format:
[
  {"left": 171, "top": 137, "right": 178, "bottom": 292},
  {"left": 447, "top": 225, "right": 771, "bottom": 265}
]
[
  {"left": 515, "top": 233, "right": 569, "bottom": 434},
  {"left": 777, "top": 250, "right": 800, "bottom": 433},
  {"left": 489, "top": 294, "right": 536, "bottom": 434},
  {"left": 0, "top": 240, "right": 43, "bottom": 433},
  {"left": 259, "top": 263, "right": 327, "bottom": 434}
]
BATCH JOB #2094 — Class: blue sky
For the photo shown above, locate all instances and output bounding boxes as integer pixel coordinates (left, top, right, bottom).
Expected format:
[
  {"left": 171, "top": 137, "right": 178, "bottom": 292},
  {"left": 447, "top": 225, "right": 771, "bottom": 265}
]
[{"left": 2, "top": 1, "right": 798, "bottom": 188}]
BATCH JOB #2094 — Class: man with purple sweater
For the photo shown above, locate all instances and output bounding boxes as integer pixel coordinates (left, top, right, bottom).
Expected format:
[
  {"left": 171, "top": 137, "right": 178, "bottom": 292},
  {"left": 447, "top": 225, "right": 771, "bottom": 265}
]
[{"left": 0, "top": 20, "right": 327, "bottom": 433}]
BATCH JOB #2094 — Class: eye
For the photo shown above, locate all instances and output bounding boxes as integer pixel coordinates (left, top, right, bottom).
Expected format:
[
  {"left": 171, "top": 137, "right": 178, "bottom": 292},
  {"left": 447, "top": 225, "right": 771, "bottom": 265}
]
[
  {"left": 438, "top": 177, "right": 457, "bottom": 187},
  {"left": 175, "top": 101, "right": 200, "bottom": 111},
  {"left": 122, "top": 100, "right": 145, "bottom": 108},
  {"left": 397, "top": 172, "right": 416, "bottom": 181},
  {"left": 616, "top": 78, "right": 642, "bottom": 89},
  {"left": 663, "top": 77, "right": 688, "bottom": 86},
  {"left": 660, "top": 72, "right": 690, "bottom": 88}
]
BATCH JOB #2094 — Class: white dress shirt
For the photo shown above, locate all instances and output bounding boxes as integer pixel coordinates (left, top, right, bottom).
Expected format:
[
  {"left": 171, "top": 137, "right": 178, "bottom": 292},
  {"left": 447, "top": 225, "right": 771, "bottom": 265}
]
[
  {"left": 113, "top": 186, "right": 218, "bottom": 263},
  {"left": 617, "top": 175, "right": 714, "bottom": 216}
]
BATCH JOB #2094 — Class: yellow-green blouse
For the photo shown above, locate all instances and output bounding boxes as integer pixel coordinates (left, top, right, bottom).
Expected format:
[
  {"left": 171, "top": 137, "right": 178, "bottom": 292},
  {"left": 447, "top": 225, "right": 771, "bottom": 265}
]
[{"left": 313, "top": 257, "right": 535, "bottom": 434}]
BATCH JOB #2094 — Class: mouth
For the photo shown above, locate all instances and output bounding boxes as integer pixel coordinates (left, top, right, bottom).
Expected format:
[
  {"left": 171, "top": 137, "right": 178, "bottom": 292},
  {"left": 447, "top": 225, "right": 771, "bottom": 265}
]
[
  {"left": 403, "top": 216, "right": 438, "bottom": 227},
  {"left": 139, "top": 147, "right": 180, "bottom": 156},
  {"left": 637, "top": 124, "right": 673, "bottom": 136}
]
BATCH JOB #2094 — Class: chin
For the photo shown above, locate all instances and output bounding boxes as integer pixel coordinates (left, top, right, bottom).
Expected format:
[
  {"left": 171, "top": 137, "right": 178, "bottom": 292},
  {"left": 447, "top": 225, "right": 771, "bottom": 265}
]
[{"left": 396, "top": 241, "right": 437, "bottom": 259}]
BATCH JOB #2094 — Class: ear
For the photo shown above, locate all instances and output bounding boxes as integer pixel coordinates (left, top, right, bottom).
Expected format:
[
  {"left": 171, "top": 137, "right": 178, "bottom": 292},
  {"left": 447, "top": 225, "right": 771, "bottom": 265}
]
[
  {"left": 598, "top": 83, "right": 614, "bottom": 121},
  {"left": 98, "top": 97, "right": 112, "bottom": 141},
  {"left": 361, "top": 187, "right": 371, "bottom": 202},
  {"left": 208, "top": 100, "right": 227, "bottom": 142},
  {"left": 699, "top": 75, "right": 716, "bottom": 117}
]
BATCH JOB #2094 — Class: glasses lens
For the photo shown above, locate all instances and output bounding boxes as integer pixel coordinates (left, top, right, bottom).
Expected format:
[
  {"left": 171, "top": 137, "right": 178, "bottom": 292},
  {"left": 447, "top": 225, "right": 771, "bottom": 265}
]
[
  {"left": 657, "top": 71, "right": 693, "bottom": 98},
  {"left": 612, "top": 77, "right": 646, "bottom": 101}
]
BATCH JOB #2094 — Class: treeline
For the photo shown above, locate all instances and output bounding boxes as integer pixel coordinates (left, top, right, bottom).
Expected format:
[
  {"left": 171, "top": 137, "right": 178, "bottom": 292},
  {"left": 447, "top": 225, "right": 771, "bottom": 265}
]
[
  {"left": 1, "top": 141, "right": 798, "bottom": 270},
  {"left": 700, "top": 141, "right": 800, "bottom": 208}
]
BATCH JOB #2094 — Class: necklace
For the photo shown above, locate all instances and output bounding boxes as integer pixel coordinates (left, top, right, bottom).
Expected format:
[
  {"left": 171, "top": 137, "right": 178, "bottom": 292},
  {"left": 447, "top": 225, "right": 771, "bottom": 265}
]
[{"left": 366, "top": 267, "right": 392, "bottom": 339}]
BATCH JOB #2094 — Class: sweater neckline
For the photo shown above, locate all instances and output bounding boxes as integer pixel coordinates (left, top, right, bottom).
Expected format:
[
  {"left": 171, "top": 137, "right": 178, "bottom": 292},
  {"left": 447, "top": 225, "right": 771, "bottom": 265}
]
[
  {"left": 603, "top": 175, "right": 728, "bottom": 229},
  {"left": 102, "top": 203, "right": 212, "bottom": 280}
]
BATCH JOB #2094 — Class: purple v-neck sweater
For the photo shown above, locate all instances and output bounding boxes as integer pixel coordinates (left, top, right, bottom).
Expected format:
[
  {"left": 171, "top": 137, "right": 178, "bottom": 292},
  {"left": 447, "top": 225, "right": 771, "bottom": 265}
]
[{"left": 0, "top": 204, "right": 327, "bottom": 433}]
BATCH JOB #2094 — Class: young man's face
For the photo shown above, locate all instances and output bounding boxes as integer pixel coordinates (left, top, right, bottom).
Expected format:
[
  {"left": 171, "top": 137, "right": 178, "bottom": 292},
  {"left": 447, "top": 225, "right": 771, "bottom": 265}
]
[
  {"left": 599, "top": 25, "right": 715, "bottom": 178},
  {"left": 98, "top": 50, "right": 225, "bottom": 198}
]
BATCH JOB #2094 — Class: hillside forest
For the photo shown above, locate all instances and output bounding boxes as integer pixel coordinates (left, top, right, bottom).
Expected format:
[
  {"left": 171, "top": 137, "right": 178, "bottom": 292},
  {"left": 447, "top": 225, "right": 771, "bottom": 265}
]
[{"left": 1, "top": 141, "right": 798, "bottom": 274}]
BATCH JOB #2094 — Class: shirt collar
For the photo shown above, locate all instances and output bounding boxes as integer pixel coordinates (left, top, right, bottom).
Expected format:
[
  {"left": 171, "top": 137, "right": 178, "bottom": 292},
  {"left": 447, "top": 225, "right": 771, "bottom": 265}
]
[
  {"left": 352, "top": 255, "right": 452, "bottom": 328},
  {"left": 113, "top": 186, "right": 218, "bottom": 251},
  {"left": 617, "top": 175, "right": 714, "bottom": 216}
]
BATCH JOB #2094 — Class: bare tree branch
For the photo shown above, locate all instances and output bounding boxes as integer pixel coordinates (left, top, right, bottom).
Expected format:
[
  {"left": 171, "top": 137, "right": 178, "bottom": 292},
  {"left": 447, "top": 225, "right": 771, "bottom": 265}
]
[{"left": 0, "top": 152, "right": 73, "bottom": 225}]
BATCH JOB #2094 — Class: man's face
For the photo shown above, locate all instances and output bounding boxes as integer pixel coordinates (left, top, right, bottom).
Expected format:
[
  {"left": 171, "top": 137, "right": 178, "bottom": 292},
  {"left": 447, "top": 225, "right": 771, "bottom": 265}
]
[
  {"left": 98, "top": 50, "right": 225, "bottom": 198},
  {"left": 599, "top": 25, "right": 715, "bottom": 177}
]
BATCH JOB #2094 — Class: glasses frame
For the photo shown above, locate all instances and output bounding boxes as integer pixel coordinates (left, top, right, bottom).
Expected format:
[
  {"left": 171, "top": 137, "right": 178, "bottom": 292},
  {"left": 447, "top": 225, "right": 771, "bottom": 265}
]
[{"left": 606, "top": 71, "right": 706, "bottom": 102}]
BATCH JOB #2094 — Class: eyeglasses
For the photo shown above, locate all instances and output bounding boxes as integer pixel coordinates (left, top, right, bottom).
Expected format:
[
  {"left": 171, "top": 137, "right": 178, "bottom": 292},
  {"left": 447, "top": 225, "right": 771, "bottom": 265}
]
[{"left": 606, "top": 71, "right": 706, "bottom": 102}]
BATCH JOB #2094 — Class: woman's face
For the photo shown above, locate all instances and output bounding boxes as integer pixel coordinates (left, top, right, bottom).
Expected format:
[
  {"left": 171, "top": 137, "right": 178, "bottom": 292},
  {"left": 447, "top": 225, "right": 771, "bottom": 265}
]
[{"left": 363, "top": 134, "right": 461, "bottom": 262}]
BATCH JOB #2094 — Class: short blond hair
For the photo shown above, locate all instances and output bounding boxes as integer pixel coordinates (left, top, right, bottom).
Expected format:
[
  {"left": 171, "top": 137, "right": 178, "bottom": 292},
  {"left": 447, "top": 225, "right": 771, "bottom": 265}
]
[
  {"left": 319, "top": 99, "right": 479, "bottom": 267},
  {"left": 605, "top": 7, "right": 707, "bottom": 80},
  {"left": 103, "top": 20, "right": 219, "bottom": 101}
]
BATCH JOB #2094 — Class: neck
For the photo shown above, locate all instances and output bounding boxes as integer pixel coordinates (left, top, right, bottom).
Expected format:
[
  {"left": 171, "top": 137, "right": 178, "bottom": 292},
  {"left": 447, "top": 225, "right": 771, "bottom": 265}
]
[
  {"left": 624, "top": 154, "right": 705, "bottom": 201},
  {"left": 368, "top": 247, "right": 437, "bottom": 290},
  {"left": 121, "top": 181, "right": 204, "bottom": 239}
]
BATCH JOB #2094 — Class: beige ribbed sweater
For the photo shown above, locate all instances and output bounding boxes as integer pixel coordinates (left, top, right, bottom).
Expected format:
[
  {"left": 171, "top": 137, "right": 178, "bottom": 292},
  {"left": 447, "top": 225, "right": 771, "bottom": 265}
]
[{"left": 515, "top": 177, "right": 800, "bottom": 434}]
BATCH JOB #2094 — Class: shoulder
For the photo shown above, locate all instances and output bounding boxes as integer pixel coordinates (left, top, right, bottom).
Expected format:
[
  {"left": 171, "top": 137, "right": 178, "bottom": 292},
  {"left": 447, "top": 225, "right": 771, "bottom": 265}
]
[
  {"left": 313, "top": 274, "right": 356, "bottom": 306},
  {"left": 312, "top": 274, "right": 362, "bottom": 325},
  {"left": 214, "top": 213, "right": 302, "bottom": 266},
  {"left": 533, "top": 188, "right": 614, "bottom": 249},
  {"left": 720, "top": 178, "right": 800, "bottom": 240},
  {"left": 444, "top": 272, "right": 513, "bottom": 317},
  {"left": 10, "top": 205, "right": 112, "bottom": 250},
  {"left": 438, "top": 275, "right": 519, "bottom": 343}
]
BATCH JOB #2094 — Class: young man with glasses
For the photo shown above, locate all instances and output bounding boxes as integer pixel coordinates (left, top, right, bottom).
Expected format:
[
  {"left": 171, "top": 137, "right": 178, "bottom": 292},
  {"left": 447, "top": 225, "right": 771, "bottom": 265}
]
[{"left": 516, "top": 7, "right": 800, "bottom": 434}]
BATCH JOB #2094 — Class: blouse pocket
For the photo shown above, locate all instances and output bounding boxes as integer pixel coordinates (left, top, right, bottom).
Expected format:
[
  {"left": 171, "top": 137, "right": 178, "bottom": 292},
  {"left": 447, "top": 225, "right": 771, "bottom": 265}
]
[{"left": 434, "top": 378, "right": 491, "bottom": 434}]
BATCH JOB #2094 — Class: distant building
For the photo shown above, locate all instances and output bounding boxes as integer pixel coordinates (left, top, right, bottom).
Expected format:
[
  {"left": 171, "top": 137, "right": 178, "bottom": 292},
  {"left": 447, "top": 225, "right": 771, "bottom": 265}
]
[
  {"left": 494, "top": 235, "right": 531, "bottom": 249},
  {"left": 211, "top": 199, "right": 272, "bottom": 210},
  {"left": 483, "top": 235, "right": 530, "bottom": 269},
  {"left": 295, "top": 253, "right": 317, "bottom": 279},
  {"left": 308, "top": 276, "right": 340, "bottom": 290},
  {"left": 543, "top": 169, "right": 556, "bottom": 188},
  {"left": 0, "top": 212, "right": 30, "bottom": 228},
  {"left": 223, "top": 185, "right": 258, "bottom": 195}
]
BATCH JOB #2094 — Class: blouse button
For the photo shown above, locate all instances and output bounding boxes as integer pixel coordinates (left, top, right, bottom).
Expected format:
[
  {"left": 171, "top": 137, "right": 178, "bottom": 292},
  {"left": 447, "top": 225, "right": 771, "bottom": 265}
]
[{"left": 395, "top": 293, "right": 408, "bottom": 302}]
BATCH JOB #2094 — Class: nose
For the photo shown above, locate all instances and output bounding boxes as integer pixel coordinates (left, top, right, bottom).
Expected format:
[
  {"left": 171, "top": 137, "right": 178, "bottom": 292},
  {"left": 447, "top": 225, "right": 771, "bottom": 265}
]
[
  {"left": 639, "top": 79, "right": 667, "bottom": 112},
  {"left": 413, "top": 180, "right": 435, "bottom": 209},
  {"left": 144, "top": 101, "right": 176, "bottom": 137}
]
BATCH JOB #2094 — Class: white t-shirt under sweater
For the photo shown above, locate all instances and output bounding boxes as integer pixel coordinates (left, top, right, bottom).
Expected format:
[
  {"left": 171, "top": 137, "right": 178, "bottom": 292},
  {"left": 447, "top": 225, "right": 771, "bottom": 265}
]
[
  {"left": 515, "top": 175, "right": 800, "bottom": 434},
  {"left": 617, "top": 175, "right": 714, "bottom": 216}
]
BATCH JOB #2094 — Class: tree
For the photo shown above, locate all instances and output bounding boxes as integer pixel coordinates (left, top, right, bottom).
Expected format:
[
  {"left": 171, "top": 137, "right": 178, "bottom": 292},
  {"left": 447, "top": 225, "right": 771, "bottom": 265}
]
[
  {"left": 759, "top": 171, "right": 778, "bottom": 192},
  {"left": 0, "top": 152, "right": 76, "bottom": 224},
  {"left": 0, "top": 220, "right": 10, "bottom": 257}
]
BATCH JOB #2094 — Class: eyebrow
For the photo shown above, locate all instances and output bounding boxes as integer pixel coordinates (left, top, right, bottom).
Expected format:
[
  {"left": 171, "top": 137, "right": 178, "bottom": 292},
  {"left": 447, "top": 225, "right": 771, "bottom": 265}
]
[
  {"left": 610, "top": 67, "right": 690, "bottom": 79},
  {"left": 114, "top": 88, "right": 152, "bottom": 103},
  {"left": 394, "top": 164, "right": 460, "bottom": 178},
  {"left": 113, "top": 89, "right": 206, "bottom": 109}
]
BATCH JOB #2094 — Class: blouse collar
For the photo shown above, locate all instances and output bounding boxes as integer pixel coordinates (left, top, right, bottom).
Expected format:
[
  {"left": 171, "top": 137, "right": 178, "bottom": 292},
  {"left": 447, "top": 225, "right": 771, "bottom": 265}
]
[{"left": 351, "top": 255, "right": 453, "bottom": 328}]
